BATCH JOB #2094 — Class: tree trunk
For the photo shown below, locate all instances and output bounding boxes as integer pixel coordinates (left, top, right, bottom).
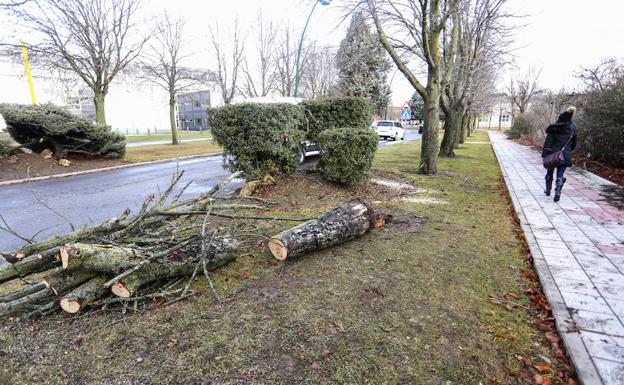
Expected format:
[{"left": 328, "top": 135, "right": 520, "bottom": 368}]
[
  {"left": 459, "top": 112, "right": 468, "bottom": 144},
  {"left": 169, "top": 96, "right": 179, "bottom": 145},
  {"left": 94, "top": 91, "right": 107, "bottom": 125},
  {"left": 420, "top": 87, "right": 441, "bottom": 174},
  {"left": 268, "top": 199, "right": 378, "bottom": 260},
  {"left": 439, "top": 107, "right": 459, "bottom": 157}
]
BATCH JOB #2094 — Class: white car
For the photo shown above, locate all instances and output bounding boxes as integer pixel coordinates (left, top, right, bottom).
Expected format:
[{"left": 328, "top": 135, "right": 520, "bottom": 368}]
[{"left": 374, "top": 120, "right": 405, "bottom": 141}]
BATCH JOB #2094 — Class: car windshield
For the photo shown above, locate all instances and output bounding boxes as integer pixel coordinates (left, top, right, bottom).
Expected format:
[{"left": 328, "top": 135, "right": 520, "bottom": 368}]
[{"left": 377, "top": 122, "right": 393, "bottom": 127}]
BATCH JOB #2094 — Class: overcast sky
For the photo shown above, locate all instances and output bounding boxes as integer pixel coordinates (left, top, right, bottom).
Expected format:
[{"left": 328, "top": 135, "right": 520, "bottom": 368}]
[{"left": 1, "top": 0, "right": 623, "bottom": 130}]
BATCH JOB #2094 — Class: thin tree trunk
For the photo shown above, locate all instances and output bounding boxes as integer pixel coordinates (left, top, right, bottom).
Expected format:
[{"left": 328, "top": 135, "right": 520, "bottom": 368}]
[
  {"left": 94, "top": 91, "right": 107, "bottom": 125},
  {"left": 169, "top": 96, "right": 179, "bottom": 145},
  {"left": 439, "top": 106, "right": 460, "bottom": 157}
]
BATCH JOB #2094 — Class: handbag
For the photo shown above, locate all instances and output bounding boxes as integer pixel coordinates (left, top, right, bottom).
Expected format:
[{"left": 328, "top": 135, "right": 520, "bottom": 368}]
[{"left": 543, "top": 135, "right": 572, "bottom": 169}]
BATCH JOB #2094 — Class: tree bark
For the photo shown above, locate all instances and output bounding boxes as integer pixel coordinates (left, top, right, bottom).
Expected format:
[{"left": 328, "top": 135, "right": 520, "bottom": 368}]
[
  {"left": 169, "top": 96, "right": 179, "bottom": 145},
  {"left": 94, "top": 90, "right": 107, "bottom": 125},
  {"left": 268, "top": 199, "right": 378, "bottom": 261}
]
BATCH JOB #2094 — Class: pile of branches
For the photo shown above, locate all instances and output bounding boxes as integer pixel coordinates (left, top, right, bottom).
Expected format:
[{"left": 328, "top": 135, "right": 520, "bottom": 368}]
[{"left": 1, "top": 171, "right": 384, "bottom": 320}]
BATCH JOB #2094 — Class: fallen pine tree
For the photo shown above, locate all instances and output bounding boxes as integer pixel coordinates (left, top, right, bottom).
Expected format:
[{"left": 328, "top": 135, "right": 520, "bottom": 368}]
[{"left": 0, "top": 171, "right": 386, "bottom": 320}]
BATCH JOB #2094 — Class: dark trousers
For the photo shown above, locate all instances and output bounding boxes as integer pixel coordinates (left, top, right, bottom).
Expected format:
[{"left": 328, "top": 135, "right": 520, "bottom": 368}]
[{"left": 545, "top": 166, "right": 567, "bottom": 180}]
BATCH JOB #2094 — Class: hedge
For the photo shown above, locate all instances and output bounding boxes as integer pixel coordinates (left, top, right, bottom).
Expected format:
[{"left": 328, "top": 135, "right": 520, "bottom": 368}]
[
  {"left": 208, "top": 103, "right": 306, "bottom": 178},
  {"left": 0, "top": 103, "right": 125, "bottom": 159},
  {"left": 301, "top": 97, "right": 372, "bottom": 142},
  {"left": 317, "top": 127, "right": 378, "bottom": 185},
  {"left": 576, "top": 79, "right": 624, "bottom": 167}
]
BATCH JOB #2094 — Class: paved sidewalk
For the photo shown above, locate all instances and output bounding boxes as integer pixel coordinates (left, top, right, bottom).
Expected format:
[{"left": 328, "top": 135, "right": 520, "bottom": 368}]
[{"left": 489, "top": 131, "right": 624, "bottom": 385}]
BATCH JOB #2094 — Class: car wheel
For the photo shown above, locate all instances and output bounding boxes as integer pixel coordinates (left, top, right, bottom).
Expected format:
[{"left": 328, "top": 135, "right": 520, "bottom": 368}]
[{"left": 298, "top": 147, "right": 305, "bottom": 165}]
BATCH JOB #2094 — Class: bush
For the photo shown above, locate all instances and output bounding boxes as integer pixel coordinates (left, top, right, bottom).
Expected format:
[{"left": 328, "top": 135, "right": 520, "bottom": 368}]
[
  {"left": 0, "top": 103, "right": 125, "bottom": 159},
  {"left": 208, "top": 103, "right": 306, "bottom": 178},
  {"left": 301, "top": 97, "right": 372, "bottom": 142},
  {"left": 317, "top": 127, "right": 377, "bottom": 185},
  {"left": 507, "top": 114, "right": 532, "bottom": 138},
  {"left": 576, "top": 79, "right": 624, "bottom": 166}
]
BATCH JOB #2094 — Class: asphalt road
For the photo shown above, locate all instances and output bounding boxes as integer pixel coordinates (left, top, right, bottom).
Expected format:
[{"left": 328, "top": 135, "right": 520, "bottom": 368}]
[{"left": 0, "top": 130, "right": 421, "bottom": 253}]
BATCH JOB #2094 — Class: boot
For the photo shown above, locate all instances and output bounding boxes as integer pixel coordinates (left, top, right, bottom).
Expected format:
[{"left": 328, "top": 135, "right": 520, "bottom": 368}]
[
  {"left": 544, "top": 175, "right": 553, "bottom": 196},
  {"left": 553, "top": 178, "right": 565, "bottom": 202}
]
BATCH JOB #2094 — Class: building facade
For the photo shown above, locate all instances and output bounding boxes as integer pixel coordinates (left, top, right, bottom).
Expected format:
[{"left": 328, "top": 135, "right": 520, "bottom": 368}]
[
  {"left": 476, "top": 93, "right": 513, "bottom": 129},
  {"left": 176, "top": 90, "right": 211, "bottom": 131},
  {"left": 63, "top": 88, "right": 97, "bottom": 121}
]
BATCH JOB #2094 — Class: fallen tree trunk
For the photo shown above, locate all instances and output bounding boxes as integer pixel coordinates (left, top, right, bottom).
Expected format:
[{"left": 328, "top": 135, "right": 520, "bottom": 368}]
[
  {"left": 111, "top": 255, "right": 236, "bottom": 298},
  {"left": 268, "top": 199, "right": 379, "bottom": 261}
]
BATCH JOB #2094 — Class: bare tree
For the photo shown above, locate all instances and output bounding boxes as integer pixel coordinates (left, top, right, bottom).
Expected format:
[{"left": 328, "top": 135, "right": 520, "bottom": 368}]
[
  {"left": 439, "top": 0, "right": 512, "bottom": 157},
  {"left": 301, "top": 43, "right": 337, "bottom": 99},
  {"left": 239, "top": 12, "right": 277, "bottom": 98},
  {"left": 209, "top": 20, "right": 245, "bottom": 105},
  {"left": 576, "top": 58, "right": 623, "bottom": 92},
  {"left": 508, "top": 66, "right": 541, "bottom": 114},
  {"left": 140, "top": 14, "right": 210, "bottom": 145},
  {"left": 9, "top": 0, "right": 147, "bottom": 124},
  {"left": 274, "top": 25, "right": 310, "bottom": 98},
  {"left": 365, "top": 0, "right": 461, "bottom": 174}
]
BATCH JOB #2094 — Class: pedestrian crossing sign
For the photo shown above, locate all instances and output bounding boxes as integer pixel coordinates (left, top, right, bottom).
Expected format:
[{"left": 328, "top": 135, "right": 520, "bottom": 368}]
[{"left": 401, "top": 109, "right": 411, "bottom": 120}]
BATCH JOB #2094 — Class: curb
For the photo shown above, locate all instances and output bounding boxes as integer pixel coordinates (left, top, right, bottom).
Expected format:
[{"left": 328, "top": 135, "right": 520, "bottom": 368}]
[
  {"left": 0, "top": 152, "right": 222, "bottom": 187},
  {"left": 488, "top": 131, "right": 602, "bottom": 385}
]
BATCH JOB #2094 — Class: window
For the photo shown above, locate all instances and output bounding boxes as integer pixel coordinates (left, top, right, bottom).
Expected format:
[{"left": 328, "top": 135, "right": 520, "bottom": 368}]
[
  {"left": 193, "top": 101, "right": 201, "bottom": 108},
  {"left": 394, "top": 122, "right": 402, "bottom": 128},
  {"left": 500, "top": 114, "right": 510, "bottom": 123}
]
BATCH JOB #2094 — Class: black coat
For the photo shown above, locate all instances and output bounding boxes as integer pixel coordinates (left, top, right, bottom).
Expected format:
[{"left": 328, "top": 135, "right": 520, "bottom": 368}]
[{"left": 541, "top": 121, "right": 577, "bottom": 167}]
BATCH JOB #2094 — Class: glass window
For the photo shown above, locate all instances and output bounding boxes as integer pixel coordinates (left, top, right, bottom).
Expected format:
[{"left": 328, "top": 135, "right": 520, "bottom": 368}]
[{"left": 377, "top": 122, "right": 392, "bottom": 127}]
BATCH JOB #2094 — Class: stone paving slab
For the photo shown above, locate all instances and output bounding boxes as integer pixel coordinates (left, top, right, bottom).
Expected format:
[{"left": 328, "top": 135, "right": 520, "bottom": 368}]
[{"left": 489, "top": 131, "right": 624, "bottom": 385}]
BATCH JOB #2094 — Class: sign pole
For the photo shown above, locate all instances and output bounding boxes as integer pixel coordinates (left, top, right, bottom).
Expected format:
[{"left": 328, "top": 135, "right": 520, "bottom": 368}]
[{"left": 20, "top": 40, "right": 37, "bottom": 105}]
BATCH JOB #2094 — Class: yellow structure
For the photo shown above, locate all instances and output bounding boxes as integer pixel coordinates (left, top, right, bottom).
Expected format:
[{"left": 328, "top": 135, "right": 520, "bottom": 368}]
[{"left": 20, "top": 41, "right": 37, "bottom": 105}]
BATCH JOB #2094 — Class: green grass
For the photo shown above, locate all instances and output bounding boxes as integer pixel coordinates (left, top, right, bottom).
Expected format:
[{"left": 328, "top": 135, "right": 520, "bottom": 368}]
[
  {"left": 0, "top": 132, "right": 571, "bottom": 384},
  {"left": 125, "top": 131, "right": 212, "bottom": 143},
  {"left": 124, "top": 141, "right": 222, "bottom": 162}
]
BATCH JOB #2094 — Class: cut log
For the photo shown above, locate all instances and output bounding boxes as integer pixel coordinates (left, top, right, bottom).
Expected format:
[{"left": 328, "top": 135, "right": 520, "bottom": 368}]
[
  {"left": 0, "top": 247, "right": 60, "bottom": 284},
  {"left": 0, "top": 269, "right": 94, "bottom": 318},
  {"left": 63, "top": 243, "right": 143, "bottom": 274},
  {"left": 268, "top": 199, "right": 378, "bottom": 261},
  {"left": 60, "top": 277, "right": 108, "bottom": 314},
  {"left": 111, "top": 255, "right": 236, "bottom": 298}
]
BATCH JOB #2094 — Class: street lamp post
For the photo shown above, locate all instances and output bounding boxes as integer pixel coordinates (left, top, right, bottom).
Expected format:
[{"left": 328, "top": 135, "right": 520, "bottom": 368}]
[{"left": 293, "top": 0, "right": 331, "bottom": 98}]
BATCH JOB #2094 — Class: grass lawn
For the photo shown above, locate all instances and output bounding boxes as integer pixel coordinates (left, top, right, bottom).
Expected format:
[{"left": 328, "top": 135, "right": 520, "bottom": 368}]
[
  {"left": 124, "top": 141, "right": 222, "bottom": 162},
  {"left": 0, "top": 130, "right": 574, "bottom": 384},
  {"left": 125, "top": 131, "right": 211, "bottom": 143}
]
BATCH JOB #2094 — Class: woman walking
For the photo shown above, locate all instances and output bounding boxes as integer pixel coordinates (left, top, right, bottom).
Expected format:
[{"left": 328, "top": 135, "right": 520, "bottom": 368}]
[{"left": 542, "top": 106, "right": 577, "bottom": 202}]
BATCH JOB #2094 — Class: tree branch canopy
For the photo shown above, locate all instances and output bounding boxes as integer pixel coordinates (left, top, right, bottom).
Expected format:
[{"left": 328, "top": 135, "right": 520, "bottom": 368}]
[{"left": 8, "top": 0, "right": 148, "bottom": 124}]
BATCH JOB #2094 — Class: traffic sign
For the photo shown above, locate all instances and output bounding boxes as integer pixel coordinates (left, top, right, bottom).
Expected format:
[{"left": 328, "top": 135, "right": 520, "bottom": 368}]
[{"left": 401, "top": 109, "right": 411, "bottom": 120}]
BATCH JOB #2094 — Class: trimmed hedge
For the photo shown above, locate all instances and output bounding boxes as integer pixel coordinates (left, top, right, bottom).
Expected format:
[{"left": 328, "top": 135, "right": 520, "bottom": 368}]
[
  {"left": 0, "top": 103, "right": 125, "bottom": 159},
  {"left": 317, "top": 127, "right": 377, "bottom": 185},
  {"left": 208, "top": 103, "right": 306, "bottom": 178},
  {"left": 301, "top": 97, "right": 372, "bottom": 142}
]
